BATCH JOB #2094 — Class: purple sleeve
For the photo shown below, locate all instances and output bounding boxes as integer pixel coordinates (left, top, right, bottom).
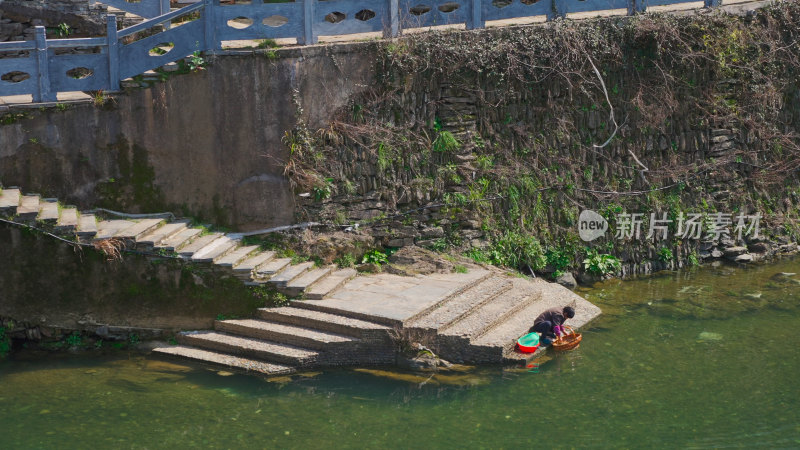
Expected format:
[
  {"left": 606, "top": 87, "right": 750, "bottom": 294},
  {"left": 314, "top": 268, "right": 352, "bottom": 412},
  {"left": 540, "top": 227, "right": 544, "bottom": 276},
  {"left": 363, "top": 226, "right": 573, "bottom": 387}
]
[{"left": 553, "top": 325, "right": 563, "bottom": 336}]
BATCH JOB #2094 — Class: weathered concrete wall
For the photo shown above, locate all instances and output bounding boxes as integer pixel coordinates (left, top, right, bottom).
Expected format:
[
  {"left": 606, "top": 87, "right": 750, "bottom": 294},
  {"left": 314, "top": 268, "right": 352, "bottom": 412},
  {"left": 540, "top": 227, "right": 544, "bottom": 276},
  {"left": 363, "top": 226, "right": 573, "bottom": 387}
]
[{"left": 0, "top": 43, "right": 376, "bottom": 230}]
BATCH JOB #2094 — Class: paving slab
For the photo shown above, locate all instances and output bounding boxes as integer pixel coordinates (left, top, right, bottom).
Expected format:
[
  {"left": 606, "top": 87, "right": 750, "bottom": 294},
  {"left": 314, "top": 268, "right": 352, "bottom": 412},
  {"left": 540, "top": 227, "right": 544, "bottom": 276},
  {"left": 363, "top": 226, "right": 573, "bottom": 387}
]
[
  {"left": 257, "top": 307, "right": 390, "bottom": 337},
  {"left": 304, "top": 268, "right": 357, "bottom": 299},
  {"left": 216, "top": 319, "right": 355, "bottom": 349},
  {"left": 137, "top": 221, "right": 189, "bottom": 247},
  {"left": 408, "top": 276, "right": 513, "bottom": 330},
  {"left": 37, "top": 200, "right": 59, "bottom": 222},
  {"left": 94, "top": 220, "right": 136, "bottom": 240},
  {"left": 77, "top": 214, "right": 98, "bottom": 237},
  {"left": 294, "top": 269, "right": 490, "bottom": 324},
  {"left": 178, "top": 233, "right": 223, "bottom": 256},
  {"left": 191, "top": 236, "right": 239, "bottom": 262},
  {"left": 152, "top": 345, "right": 296, "bottom": 375},
  {"left": 158, "top": 227, "right": 202, "bottom": 251},
  {"left": 441, "top": 278, "right": 540, "bottom": 338},
  {"left": 114, "top": 218, "right": 164, "bottom": 240},
  {"left": 267, "top": 261, "right": 313, "bottom": 287},
  {"left": 177, "top": 331, "right": 319, "bottom": 366},
  {"left": 16, "top": 195, "right": 40, "bottom": 221},
  {"left": 55, "top": 207, "right": 78, "bottom": 232},
  {"left": 215, "top": 245, "right": 260, "bottom": 268},
  {"left": 284, "top": 266, "right": 332, "bottom": 297},
  {"left": 234, "top": 251, "right": 276, "bottom": 274},
  {"left": 0, "top": 188, "right": 20, "bottom": 213}
]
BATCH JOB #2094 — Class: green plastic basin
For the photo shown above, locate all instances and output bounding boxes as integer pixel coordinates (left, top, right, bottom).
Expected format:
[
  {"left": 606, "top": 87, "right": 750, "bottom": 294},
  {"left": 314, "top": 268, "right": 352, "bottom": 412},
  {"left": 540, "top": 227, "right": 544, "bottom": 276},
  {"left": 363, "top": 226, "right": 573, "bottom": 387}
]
[{"left": 517, "top": 332, "right": 540, "bottom": 352}]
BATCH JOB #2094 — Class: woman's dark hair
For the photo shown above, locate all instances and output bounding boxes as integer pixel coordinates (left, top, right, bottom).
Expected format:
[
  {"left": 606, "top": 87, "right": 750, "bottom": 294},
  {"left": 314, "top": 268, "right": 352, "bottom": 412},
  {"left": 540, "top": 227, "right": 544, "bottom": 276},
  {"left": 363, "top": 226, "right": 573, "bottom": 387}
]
[{"left": 563, "top": 306, "right": 575, "bottom": 318}]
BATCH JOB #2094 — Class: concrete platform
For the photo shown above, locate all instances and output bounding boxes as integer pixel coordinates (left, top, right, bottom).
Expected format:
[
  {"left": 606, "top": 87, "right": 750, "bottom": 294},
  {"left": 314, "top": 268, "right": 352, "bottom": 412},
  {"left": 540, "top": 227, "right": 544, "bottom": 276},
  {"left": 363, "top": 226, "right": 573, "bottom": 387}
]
[{"left": 294, "top": 269, "right": 490, "bottom": 325}]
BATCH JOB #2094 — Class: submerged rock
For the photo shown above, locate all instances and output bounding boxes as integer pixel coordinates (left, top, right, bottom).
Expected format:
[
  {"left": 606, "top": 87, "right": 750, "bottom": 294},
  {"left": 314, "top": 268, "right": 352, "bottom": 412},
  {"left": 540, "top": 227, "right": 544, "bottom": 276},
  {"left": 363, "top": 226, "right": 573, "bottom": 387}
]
[
  {"left": 770, "top": 272, "right": 797, "bottom": 280},
  {"left": 698, "top": 331, "right": 723, "bottom": 341}
]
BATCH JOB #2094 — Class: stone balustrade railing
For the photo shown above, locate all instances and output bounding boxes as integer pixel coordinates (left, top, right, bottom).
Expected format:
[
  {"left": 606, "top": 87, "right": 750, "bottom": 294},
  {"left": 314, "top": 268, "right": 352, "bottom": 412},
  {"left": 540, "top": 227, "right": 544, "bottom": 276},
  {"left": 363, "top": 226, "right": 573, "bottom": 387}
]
[{"left": 1, "top": 0, "right": 724, "bottom": 103}]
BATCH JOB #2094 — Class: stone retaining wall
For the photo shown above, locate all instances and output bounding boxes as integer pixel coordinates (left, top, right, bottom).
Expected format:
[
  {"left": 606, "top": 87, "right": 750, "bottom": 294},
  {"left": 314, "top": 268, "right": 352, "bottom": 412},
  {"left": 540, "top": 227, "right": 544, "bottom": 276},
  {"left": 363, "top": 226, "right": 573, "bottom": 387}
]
[{"left": 0, "top": 1, "right": 109, "bottom": 39}]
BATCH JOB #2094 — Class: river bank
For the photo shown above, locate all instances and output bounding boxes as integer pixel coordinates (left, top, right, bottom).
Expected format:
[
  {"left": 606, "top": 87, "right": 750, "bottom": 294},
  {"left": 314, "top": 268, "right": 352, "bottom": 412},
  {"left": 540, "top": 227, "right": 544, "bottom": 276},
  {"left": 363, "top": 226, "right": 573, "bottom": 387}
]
[{"left": 3, "top": 256, "right": 800, "bottom": 447}]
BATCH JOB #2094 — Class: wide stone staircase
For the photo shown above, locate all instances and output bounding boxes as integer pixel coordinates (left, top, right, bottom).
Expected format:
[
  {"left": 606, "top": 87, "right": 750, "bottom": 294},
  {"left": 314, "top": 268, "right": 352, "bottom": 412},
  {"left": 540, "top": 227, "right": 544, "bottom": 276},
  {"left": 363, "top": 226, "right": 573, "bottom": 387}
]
[
  {"left": 157, "top": 270, "right": 600, "bottom": 375},
  {"left": 0, "top": 183, "right": 601, "bottom": 375}
]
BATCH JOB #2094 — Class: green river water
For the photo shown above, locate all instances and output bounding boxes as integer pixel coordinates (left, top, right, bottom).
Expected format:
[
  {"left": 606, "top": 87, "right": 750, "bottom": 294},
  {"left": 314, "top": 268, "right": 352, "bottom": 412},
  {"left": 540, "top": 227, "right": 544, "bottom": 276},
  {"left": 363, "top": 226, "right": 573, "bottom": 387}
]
[{"left": 3, "top": 258, "right": 800, "bottom": 448}]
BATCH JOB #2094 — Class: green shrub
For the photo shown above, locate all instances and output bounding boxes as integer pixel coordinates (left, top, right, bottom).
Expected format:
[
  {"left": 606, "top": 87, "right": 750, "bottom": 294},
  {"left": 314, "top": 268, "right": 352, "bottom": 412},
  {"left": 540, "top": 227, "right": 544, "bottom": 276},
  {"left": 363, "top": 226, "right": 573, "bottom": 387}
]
[
  {"left": 334, "top": 253, "right": 356, "bottom": 268},
  {"left": 251, "top": 285, "right": 290, "bottom": 306},
  {"left": 361, "top": 249, "right": 389, "bottom": 265},
  {"left": 657, "top": 247, "right": 674, "bottom": 262},
  {"left": 487, "top": 231, "right": 547, "bottom": 273},
  {"left": 546, "top": 247, "right": 572, "bottom": 273},
  {"left": 312, "top": 181, "right": 332, "bottom": 202},
  {"left": 687, "top": 251, "right": 700, "bottom": 267},
  {"left": 257, "top": 38, "right": 279, "bottom": 49},
  {"left": 432, "top": 130, "right": 461, "bottom": 153},
  {"left": 464, "top": 247, "right": 490, "bottom": 264},
  {"left": 65, "top": 333, "right": 83, "bottom": 348},
  {"left": 583, "top": 249, "right": 621, "bottom": 275}
]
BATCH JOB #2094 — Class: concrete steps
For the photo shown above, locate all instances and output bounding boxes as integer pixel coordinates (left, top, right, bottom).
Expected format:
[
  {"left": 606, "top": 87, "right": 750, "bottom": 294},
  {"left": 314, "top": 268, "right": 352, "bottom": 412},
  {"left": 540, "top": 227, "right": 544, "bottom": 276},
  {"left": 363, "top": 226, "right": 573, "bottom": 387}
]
[
  {"left": 304, "top": 268, "right": 357, "bottom": 299},
  {"left": 250, "top": 257, "right": 291, "bottom": 280},
  {"left": 114, "top": 218, "right": 164, "bottom": 240},
  {"left": 284, "top": 266, "right": 332, "bottom": 297},
  {"left": 177, "top": 232, "right": 223, "bottom": 257},
  {"left": 440, "top": 279, "right": 540, "bottom": 339},
  {"left": 191, "top": 235, "right": 238, "bottom": 263},
  {"left": 407, "top": 276, "right": 513, "bottom": 331},
  {"left": 37, "top": 199, "right": 59, "bottom": 223},
  {"left": 256, "top": 306, "right": 391, "bottom": 338},
  {"left": 232, "top": 251, "right": 276, "bottom": 279},
  {"left": 136, "top": 221, "right": 189, "bottom": 250},
  {"left": 77, "top": 214, "right": 98, "bottom": 238},
  {"left": 176, "top": 331, "right": 320, "bottom": 367},
  {"left": 94, "top": 219, "right": 136, "bottom": 240},
  {"left": 268, "top": 261, "right": 314, "bottom": 288},
  {"left": 158, "top": 227, "right": 202, "bottom": 251},
  {"left": 55, "top": 207, "right": 78, "bottom": 233},
  {"left": 0, "top": 182, "right": 351, "bottom": 301},
  {"left": 0, "top": 181, "right": 602, "bottom": 373},
  {"left": 152, "top": 345, "right": 296, "bottom": 375},
  {"left": 17, "top": 195, "right": 40, "bottom": 221},
  {"left": 215, "top": 319, "right": 356, "bottom": 350},
  {"left": 0, "top": 188, "right": 20, "bottom": 214},
  {"left": 215, "top": 245, "right": 260, "bottom": 268}
]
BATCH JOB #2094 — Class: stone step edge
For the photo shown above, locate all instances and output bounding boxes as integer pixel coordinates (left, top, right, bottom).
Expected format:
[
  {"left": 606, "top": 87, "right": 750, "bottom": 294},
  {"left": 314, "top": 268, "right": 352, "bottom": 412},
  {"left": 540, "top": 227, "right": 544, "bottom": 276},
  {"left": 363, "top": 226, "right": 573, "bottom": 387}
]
[
  {"left": 281, "top": 267, "right": 334, "bottom": 297},
  {"left": 268, "top": 261, "right": 315, "bottom": 288},
  {"left": 176, "top": 331, "right": 319, "bottom": 366},
  {"left": 469, "top": 290, "right": 543, "bottom": 342},
  {"left": 191, "top": 237, "right": 240, "bottom": 263},
  {"left": 402, "top": 270, "right": 495, "bottom": 325},
  {"left": 215, "top": 319, "right": 357, "bottom": 349},
  {"left": 256, "top": 307, "right": 391, "bottom": 337},
  {"left": 408, "top": 279, "right": 514, "bottom": 331},
  {"left": 135, "top": 220, "right": 191, "bottom": 247},
  {"left": 152, "top": 345, "right": 296, "bottom": 375},
  {"left": 290, "top": 300, "right": 403, "bottom": 328},
  {"left": 303, "top": 268, "right": 358, "bottom": 300}
]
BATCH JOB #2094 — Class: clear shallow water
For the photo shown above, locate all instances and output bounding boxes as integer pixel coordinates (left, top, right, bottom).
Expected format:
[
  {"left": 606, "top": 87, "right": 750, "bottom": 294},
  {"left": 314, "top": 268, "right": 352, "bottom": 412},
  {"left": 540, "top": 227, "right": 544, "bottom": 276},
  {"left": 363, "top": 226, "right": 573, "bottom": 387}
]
[{"left": 4, "top": 260, "right": 800, "bottom": 448}]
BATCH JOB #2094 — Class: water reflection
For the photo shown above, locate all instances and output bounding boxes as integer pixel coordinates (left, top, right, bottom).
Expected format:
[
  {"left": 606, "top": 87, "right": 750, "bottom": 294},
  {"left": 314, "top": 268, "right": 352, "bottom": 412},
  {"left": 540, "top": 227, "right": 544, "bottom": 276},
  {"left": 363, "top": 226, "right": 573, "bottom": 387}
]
[{"left": 3, "top": 258, "right": 800, "bottom": 447}]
